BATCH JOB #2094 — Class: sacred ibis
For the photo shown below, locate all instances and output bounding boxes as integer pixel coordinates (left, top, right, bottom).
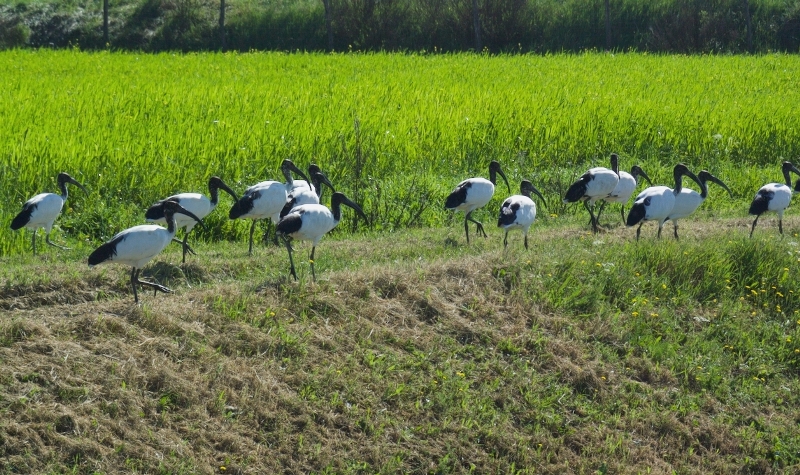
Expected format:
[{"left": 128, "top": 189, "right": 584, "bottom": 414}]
[
  {"left": 497, "top": 180, "right": 547, "bottom": 250},
  {"left": 666, "top": 170, "right": 733, "bottom": 240},
  {"left": 276, "top": 191, "right": 367, "bottom": 281},
  {"left": 749, "top": 161, "right": 800, "bottom": 238},
  {"left": 563, "top": 154, "right": 620, "bottom": 233},
  {"left": 280, "top": 167, "right": 336, "bottom": 219},
  {"left": 88, "top": 200, "right": 205, "bottom": 304},
  {"left": 144, "top": 176, "right": 238, "bottom": 263},
  {"left": 596, "top": 155, "right": 652, "bottom": 226},
  {"left": 10, "top": 172, "right": 87, "bottom": 255},
  {"left": 445, "top": 160, "right": 510, "bottom": 244},
  {"left": 228, "top": 159, "right": 309, "bottom": 255},
  {"left": 625, "top": 163, "right": 703, "bottom": 240}
]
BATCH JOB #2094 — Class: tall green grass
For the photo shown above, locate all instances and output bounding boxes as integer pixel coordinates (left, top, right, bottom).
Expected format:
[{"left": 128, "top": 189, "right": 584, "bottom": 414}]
[{"left": 2, "top": 50, "right": 800, "bottom": 256}]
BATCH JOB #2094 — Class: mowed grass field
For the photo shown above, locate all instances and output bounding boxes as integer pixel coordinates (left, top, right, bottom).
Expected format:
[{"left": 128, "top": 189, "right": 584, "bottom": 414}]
[{"left": 3, "top": 51, "right": 800, "bottom": 474}]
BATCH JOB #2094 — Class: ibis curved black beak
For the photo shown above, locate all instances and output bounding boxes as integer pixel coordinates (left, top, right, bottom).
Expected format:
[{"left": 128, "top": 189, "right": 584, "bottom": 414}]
[
  {"left": 166, "top": 200, "right": 207, "bottom": 231},
  {"left": 281, "top": 159, "right": 309, "bottom": 185},
  {"left": 60, "top": 173, "right": 88, "bottom": 194},
  {"left": 334, "top": 192, "right": 368, "bottom": 224},
  {"left": 489, "top": 161, "right": 510, "bottom": 194},
  {"left": 521, "top": 180, "right": 547, "bottom": 208},
  {"left": 312, "top": 171, "right": 336, "bottom": 193},
  {"left": 673, "top": 163, "right": 702, "bottom": 194},
  {"left": 210, "top": 176, "right": 239, "bottom": 201},
  {"left": 702, "top": 171, "right": 733, "bottom": 198},
  {"left": 632, "top": 166, "right": 653, "bottom": 186}
]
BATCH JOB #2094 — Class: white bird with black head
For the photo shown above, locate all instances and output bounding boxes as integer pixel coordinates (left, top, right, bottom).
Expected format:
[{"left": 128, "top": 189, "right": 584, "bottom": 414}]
[
  {"left": 625, "top": 163, "right": 703, "bottom": 240},
  {"left": 497, "top": 180, "right": 547, "bottom": 250},
  {"left": 595, "top": 154, "right": 652, "bottom": 226},
  {"left": 276, "top": 191, "right": 367, "bottom": 281},
  {"left": 88, "top": 200, "right": 205, "bottom": 304},
  {"left": 144, "top": 176, "right": 238, "bottom": 263},
  {"left": 749, "top": 161, "right": 800, "bottom": 238},
  {"left": 279, "top": 165, "right": 336, "bottom": 219},
  {"left": 563, "top": 154, "right": 620, "bottom": 233},
  {"left": 228, "top": 159, "right": 309, "bottom": 255},
  {"left": 666, "top": 170, "right": 733, "bottom": 240},
  {"left": 445, "top": 160, "right": 510, "bottom": 244},
  {"left": 11, "top": 172, "right": 87, "bottom": 255}
]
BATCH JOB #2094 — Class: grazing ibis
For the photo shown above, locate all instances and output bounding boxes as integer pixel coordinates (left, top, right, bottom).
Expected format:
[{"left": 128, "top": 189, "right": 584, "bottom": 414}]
[
  {"left": 144, "top": 176, "right": 238, "bottom": 263},
  {"left": 595, "top": 155, "right": 652, "bottom": 226},
  {"left": 276, "top": 191, "right": 367, "bottom": 281},
  {"left": 280, "top": 167, "right": 336, "bottom": 219},
  {"left": 666, "top": 170, "right": 733, "bottom": 240},
  {"left": 88, "top": 200, "right": 205, "bottom": 304},
  {"left": 497, "top": 180, "right": 547, "bottom": 250},
  {"left": 228, "top": 159, "right": 309, "bottom": 255},
  {"left": 749, "top": 161, "right": 800, "bottom": 238},
  {"left": 563, "top": 154, "right": 620, "bottom": 233},
  {"left": 625, "top": 163, "right": 703, "bottom": 240},
  {"left": 10, "top": 172, "right": 87, "bottom": 255},
  {"left": 445, "top": 160, "right": 510, "bottom": 244}
]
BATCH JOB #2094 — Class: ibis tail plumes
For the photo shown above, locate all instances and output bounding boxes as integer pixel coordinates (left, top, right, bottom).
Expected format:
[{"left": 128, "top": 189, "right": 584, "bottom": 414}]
[
  {"left": 563, "top": 154, "right": 620, "bottom": 233},
  {"left": 497, "top": 180, "right": 547, "bottom": 250},
  {"left": 445, "top": 160, "right": 510, "bottom": 244},
  {"left": 596, "top": 162, "right": 653, "bottom": 226},
  {"left": 11, "top": 172, "right": 87, "bottom": 255},
  {"left": 276, "top": 191, "right": 367, "bottom": 281},
  {"left": 666, "top": 170, "right": 733, "bottom": 240},
  {"left": 626, "top": 163, "right": 703, "bottom": 240},
  {"left": 145, "top": 176, "right": 238, "bottom": 263},
  {"left": 88, "top": 200, "right": 205, "bottom": 304},
  {"left": 229, "top": 159, "right": 309, "bottom": 255},
  {"left": 749, "top": 161, "right": 800, "bottom": 238}
]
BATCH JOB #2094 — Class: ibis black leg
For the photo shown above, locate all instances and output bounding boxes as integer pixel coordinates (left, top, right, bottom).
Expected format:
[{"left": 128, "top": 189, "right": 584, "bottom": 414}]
[
  {"left": 584, "top": 201, "right": 598, "bottom": 233},
  {"left": 636, "top": 222, "right": 643, "bottom": 241},
  {"left": 309, "top": 246, "right": 316, "bottom": 282},
  {"left": 466, "top": 213, "right": 486, "bottom": 239},
  {"left": 779, "top": 218, "right": 784, "bottom": 235},
  {"left": 463, "top": 215, "right": 470, "bottom": 244},
  {"left": 130, "top": 267, "right": 139, "bottom": 303},
  {"left": 524, "top": 233, "right": 529, "bottom": 250},
  {"left": 283, "top": 236, "right": 297, "bottom": 281},
  {"left": 248, "top": 220, "right": 256, "bottom": 256},
  {"left": 31, "top": 229, "right": 37, "bottom": 256},
  {"left": 673, "top": 222, "right": 680, "bottom": 240},
  {"left": 45, "top": 230, "right": 70, "bottom": 250},
  {"left": 749, "top": 215, "right": 760, "bottom": 238},
  {"left": 657, "top": 223, "right": 663, "bottom": 239},
  {"left": 595, "top": 201, "right": 607, "bottom": 228},
  {"left": 132, "top": 267, "right": 172, "bottom": 303},
  {"left": 503, "top": 231, "right": 509, "bottom": 249}
]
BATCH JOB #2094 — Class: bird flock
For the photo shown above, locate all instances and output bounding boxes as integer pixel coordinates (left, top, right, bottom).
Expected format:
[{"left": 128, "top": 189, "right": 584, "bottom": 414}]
[{"left": 9, "top": 157, "right": 799, "bottom": 303}]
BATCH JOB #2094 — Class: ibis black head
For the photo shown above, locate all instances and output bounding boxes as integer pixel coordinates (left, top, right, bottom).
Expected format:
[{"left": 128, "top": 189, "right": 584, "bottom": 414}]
[
  {"left": 626, "top": 198, "right": 649, "bottom": 227},
  {"left": 630, "top": 165, "right": 653, "bottom": 186},
  {"left": 331, "top": 192, "right": 368, "bottom": 223},
  {"left": 610, "top": 153, "right": 620, "bottom": 175},
  {"left": 520, "top": 180, "right": 547, "bottom": 208},
  {"left": 209, "top": 176, "right": 239, "bottom": 202},
  {"left": 311, "top": 171, "right": 336, "bottom": 196},
  {"left": 163, "top": 199, "right": 207, "bottom": 231},
  {"left": 782, "top": 161, "right": 800, "bottom": 187},
  {"left": 489, "top": 161, "right": 510, "bottom": 193},
  {"left": 280, "top": 159, "right": 309, "bottom": 185},
  {"left": 698, "top": 170, "right": 733, "bottom": 198},
  {"left": 672, "top": 163, "right": 702, "bottom": 194},
  {"left": 57, "top": 172, "right": 88, "bottom": 194}
]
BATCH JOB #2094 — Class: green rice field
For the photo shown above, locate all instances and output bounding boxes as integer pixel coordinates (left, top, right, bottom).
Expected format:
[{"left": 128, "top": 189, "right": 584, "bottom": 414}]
[{"left": 1, "top": 50, "right": 800, "bottom": 254}]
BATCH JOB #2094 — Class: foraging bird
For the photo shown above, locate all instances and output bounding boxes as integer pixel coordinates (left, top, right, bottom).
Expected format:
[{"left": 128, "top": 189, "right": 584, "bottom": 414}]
[
  {"left": 10, "top": 172, "right": 87, "bottom": 255},
  {"left": 229, "top": 159, "right": 309, "bottom": 255},
  {"left": 280, "top": 167, "right": 336, "bottom": 219},
  {"left": 666, "top": 170, "right": 733, "bottom": 239},
  {"left": 445, "top": 160, "right": 510, "bottom": 243},
  {"left": 276, "top": 191, "right": 367, "bottom": 281},
  {"left": 563, "top": 154, "right": 620, "bottom": 233},
  {"left": 626, "top": 163, "right": 703, "bottom": 240},
  {"left": 749, "top": 161, "right": 800, "bottom": 238},
  {"left": 88, "top": 200, "right": 205, "bottom": 304},
  {"left": 497, "top": 180, "right": 547, "bottom": 250},
  {"left": 144, "top": 176, "right": 239, "bottom": 263},
  {"left": 595, "top": 155, "right": 652, "bottom": 226}
]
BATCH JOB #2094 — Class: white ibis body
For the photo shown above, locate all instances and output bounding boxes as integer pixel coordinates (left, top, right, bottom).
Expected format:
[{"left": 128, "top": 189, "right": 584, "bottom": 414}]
[
  {"left": 445, "top": 160, "right": 510, "bottom": 244},
  {"left": 497, "top": 180, "right": 547, "bottom": 250},
  {"left": 229, "top": 159, "right": 309, "bottom": 255},
  {"left": 563, "top": 154, "right": 619, "bottom": 233},
  {"left": 280, "top": 167, "right": 336, "bottom": 219},
  {"left": 596, "top": 156, "right": 652, "bottom": 225},
  {"left": 88, "top": 200, "right": 205, "bottom": 304},
  {"left": 626, "top": 163, "right": 703, "bottom": 240},
  {"left": 666, "top": 170, "right": 733, "bottom": 239},
  {"left": 144, "top": 176, "right": 238, "bottom": 263},
  {"left": 749, "top": 161, "right": 800, "bottom": 238},
  {"left": 10, "top": 172, "right": 87, "bottom": 255},
  {"left": 276, "top": 192, "right": 367, "bottom": 281}
]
